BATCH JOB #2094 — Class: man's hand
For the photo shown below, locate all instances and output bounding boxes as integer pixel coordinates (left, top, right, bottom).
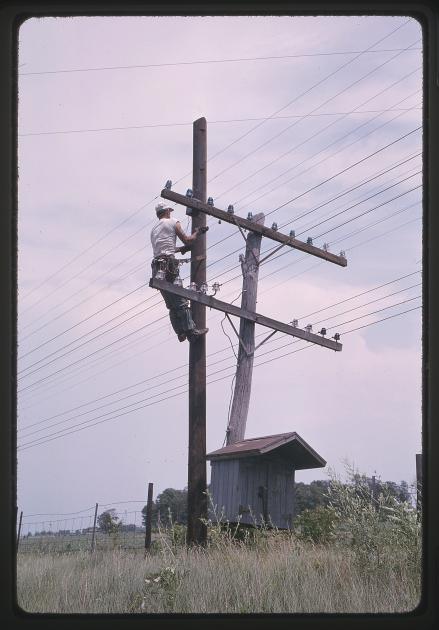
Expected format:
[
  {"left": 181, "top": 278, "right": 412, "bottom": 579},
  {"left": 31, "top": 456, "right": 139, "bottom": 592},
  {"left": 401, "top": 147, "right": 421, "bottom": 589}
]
[
  {"left": 176, "top": 244, "right": 191, "bottom": 254},
  {"left": 196, "top": 226, "right": 209, "bottom": 235}
]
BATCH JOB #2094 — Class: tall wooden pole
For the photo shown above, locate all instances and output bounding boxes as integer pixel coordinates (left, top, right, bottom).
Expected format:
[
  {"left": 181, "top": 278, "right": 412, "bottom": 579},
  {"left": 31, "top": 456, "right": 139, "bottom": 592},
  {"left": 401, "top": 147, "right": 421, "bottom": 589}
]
[
  {"left": 226, "top": 212, "right": 265, "bottom": 445},
  {"left": 187, "top": 117, "right": 207, "bottom": 545}
]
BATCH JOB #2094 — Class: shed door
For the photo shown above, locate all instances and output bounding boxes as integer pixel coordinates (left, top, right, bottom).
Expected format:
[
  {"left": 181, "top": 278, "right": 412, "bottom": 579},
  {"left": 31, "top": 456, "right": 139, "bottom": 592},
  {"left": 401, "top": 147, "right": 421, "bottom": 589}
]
[{"left": 238, "top": 459, "right": 268, "bottom": 526}]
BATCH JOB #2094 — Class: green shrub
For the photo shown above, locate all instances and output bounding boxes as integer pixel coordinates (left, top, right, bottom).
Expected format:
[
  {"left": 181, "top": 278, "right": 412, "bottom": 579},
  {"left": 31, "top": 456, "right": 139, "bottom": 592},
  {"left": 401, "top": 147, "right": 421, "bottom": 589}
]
[{"left": 293, "top": 505, "right": 339, "bottom": 544}]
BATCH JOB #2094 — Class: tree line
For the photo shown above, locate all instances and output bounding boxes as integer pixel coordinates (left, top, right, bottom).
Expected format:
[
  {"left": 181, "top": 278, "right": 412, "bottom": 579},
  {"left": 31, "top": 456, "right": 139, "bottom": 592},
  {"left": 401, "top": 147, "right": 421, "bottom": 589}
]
[{"left": 93, "top": 477, "right": 411, "bottom": 532}]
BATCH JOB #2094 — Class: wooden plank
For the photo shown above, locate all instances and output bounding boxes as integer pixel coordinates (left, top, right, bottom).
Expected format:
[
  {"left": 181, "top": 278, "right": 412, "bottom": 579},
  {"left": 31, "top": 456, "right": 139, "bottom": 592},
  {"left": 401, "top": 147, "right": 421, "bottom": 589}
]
[
  {"left": 150, "top": 277, "right": 342, "bottom": 351},
  {"left": 161, "top": 188, "right": 347, "bottom": 267},
  {"left": 231, "top": 459, "right": 240, "bottom": 521}
]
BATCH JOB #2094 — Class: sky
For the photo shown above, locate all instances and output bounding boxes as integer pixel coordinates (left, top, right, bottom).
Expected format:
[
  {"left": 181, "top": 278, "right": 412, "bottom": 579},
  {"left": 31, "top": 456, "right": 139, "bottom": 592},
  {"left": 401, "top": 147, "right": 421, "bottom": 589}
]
[{"left": 16, "top": 14, "right": 423, "bottom": 532}]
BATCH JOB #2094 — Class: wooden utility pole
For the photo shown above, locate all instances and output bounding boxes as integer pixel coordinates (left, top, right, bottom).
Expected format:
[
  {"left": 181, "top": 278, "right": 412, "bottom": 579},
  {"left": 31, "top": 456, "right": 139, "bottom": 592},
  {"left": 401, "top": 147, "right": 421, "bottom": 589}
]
[
  {"left": 226, "top": 212, "right": 265, "bottom": 445},
  {"left": 144, "top": 482, "right": 154, "bottom": 553},
  {"left": 187, "top": 117, "right": 208, "bottom": 546}
]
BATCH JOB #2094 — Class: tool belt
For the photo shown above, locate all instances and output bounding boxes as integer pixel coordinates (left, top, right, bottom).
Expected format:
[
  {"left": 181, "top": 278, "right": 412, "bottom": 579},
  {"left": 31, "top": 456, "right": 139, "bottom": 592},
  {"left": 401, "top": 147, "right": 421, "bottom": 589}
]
[{"left": 152, "top": 254, "right": 180, "bottom": 282}]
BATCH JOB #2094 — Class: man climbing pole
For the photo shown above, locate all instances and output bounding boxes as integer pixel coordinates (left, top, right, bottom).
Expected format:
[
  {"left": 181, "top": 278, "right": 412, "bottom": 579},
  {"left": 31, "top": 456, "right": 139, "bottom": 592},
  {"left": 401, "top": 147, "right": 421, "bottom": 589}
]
[{"left": 150, "top": 203, "right": 209, "bottom": 343}]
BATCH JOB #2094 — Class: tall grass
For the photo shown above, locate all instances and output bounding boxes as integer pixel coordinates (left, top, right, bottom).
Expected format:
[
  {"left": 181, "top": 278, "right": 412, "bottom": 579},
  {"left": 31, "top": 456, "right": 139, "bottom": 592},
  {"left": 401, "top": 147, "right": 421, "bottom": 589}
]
[{"left": 16, "top": 468, "right": 421, "bottom": 614}]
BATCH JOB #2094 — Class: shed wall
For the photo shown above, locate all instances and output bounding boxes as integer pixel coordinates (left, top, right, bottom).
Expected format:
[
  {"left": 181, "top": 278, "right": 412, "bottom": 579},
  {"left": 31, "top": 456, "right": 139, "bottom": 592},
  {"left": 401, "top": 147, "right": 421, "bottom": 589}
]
[
  {"left": 209, "top": 459, "right": 240, "bottom": 521},
  {"left": 210, "top": 456, "right": 296, "bottom": 529}
]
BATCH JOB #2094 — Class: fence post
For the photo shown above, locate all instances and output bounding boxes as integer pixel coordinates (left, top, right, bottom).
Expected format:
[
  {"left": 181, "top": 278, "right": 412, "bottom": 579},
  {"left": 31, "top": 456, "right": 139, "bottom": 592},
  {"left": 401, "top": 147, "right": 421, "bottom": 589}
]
[
  {"left": 416, "top": 453, "right": 422, "bottom": 520},
  {"left": 16, "top": 510, "right": 23, "bottom": 551},
  {"left": 371, "top": 475, "right": 377, "bottom": 510},
  {"left": 144, "top": 483, "right": 154, "bottom": 554},
  {"left": 90, "top": 503, "right": 98, "bottom": 553}
]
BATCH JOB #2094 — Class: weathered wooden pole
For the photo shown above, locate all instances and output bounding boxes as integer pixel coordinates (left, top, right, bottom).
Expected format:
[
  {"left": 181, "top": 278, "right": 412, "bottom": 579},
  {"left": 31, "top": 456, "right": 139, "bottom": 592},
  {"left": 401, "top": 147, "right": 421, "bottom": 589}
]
[
  {"left": 416, "top": 453, "right": 422, "bottom": 520},
  {"left": 226, "top": 212, "right": 265, "bottom": 445},
  {"left": 90, "top": 502, "right": 98, "bottom": 553},
  {"left": 187, "top": 117, "right": 208, "bottom": 545},
  {"left": 144, "top": 482, "right": 154, "bottom": 553}
]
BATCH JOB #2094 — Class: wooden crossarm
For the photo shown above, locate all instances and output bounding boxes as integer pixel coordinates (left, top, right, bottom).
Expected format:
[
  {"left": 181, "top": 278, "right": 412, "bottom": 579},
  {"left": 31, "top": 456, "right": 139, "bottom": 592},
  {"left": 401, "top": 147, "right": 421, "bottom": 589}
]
[
  {"left": 149, "top": 277, "right": 342, "bottom": 351},
  {"left": 160, "top": 189, "right": 347, "bottom": 268}
]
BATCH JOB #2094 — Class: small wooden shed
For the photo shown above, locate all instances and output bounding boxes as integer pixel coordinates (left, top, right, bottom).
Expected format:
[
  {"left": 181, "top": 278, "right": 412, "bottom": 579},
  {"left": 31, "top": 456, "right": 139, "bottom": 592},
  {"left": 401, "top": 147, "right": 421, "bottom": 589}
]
[{"left": 206, "top": 432, "right": 326, "bottom": 529}]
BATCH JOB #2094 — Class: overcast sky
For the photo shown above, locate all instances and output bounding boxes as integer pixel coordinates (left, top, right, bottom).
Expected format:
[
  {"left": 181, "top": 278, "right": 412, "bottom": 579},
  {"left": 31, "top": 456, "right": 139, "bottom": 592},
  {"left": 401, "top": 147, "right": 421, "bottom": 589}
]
[{"left": 16, "top": 14, "right": 423, "bottom": 532}]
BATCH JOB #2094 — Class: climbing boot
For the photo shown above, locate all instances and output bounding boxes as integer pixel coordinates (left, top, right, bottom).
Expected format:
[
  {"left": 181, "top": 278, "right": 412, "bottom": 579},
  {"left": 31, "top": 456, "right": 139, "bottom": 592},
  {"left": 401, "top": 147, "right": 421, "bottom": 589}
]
[{"left": 187, "top": 328, "right": 209, "bottom": 342}]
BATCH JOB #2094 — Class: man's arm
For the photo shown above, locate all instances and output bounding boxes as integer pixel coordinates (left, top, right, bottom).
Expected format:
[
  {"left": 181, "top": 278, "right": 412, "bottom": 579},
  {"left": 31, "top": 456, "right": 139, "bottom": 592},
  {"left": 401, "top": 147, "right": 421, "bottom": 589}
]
[{"left": 175, "top": 222, "right": 208, "bottom": 248}]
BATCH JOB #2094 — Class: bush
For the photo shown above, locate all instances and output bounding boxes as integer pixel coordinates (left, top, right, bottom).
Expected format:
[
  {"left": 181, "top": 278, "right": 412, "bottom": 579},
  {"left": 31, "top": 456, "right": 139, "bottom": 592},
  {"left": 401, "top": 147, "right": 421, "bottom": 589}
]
[{"left": 293, "top": 505, "right": 339, "bottom": 544}]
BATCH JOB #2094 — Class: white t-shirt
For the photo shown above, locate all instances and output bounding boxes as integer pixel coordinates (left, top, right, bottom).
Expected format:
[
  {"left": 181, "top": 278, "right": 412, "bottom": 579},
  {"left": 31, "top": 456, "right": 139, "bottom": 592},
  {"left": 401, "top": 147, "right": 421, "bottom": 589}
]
[{"left": 150, "top": 217, "right": 179, "bottom": 257}]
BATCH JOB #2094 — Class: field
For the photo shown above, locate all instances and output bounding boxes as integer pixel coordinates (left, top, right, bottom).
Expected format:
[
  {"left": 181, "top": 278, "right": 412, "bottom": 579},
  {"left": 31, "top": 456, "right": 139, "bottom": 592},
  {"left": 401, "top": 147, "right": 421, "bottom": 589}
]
[
  {"left": 16, "top": 478, "right": 421, "bottom": 614},
  {"left": 16, "top": 526, "right": 421, "bottom": 614}
]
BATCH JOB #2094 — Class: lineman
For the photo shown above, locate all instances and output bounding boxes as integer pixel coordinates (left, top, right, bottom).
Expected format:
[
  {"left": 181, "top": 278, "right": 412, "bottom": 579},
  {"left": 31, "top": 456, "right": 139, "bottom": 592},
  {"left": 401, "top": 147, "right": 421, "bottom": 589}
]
[{"left": 150, "top": 203, "right": 209, "bottom": 343}]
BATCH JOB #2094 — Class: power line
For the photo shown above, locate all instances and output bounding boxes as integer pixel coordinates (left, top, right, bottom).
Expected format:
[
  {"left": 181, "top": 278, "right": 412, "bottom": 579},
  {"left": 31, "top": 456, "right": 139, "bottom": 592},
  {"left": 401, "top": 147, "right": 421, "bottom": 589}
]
[
  {"left": 19, "top": 285, "right": 421, "bottom": 441},
  {"left": 18, "top": 186, "right": 417, "bottom": 386},
  {"left": 207, "top": 38, "right": 420, "bottom": 186},
  {"left": 18, "top": 107, "right": 422, "bottom": 138},
  {"left": 203, "top": 119, "right": 422, "bottom": 264},
  {"left": 19, "top": 208, "right": 421, "bottom": 408},
  {"left": 233, "top": 84, "right": 421, "bottom": 210},
  {"left": 258, "top": 202, "right": 421, "bottom": 281},
  {"left": 18, "top": 282, "right": 149, "bottom": 361},
  {"left": 19, "top": 47, "right": 420, "bottom": 76},
  {"left": 18, "top": 319, "right": 174, "bottom": 410},
  {"left": 18, "top": 20, "right": 413, "bottom": 307},
  {"left": 18, "top": 296, "right": 165, "bottom": 379},
  {"left": 17, "top": 313, "right": 168, "bottom": 394},
  {"left": 24, "top": 103, "right": 422, "bottom": 339},
  {"left": 18, "top": 303, "right": 420, "bottom": 452},
  {"left": 18, "top": 271, "right": 421, "bottom": 437},
  {"left": 19, "top": 164, "right": 422, "bottom": 381}
]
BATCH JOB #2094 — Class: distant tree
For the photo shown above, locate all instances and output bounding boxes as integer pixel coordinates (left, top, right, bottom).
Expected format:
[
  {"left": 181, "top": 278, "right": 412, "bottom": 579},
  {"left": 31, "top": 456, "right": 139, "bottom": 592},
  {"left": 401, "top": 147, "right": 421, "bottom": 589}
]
[
  {"left": 295, "top": 480, "right": 331, "bottom": 515},
  {"left": 142, "top": 487, "right": 188, "bottom": 527},
  {"left": 97, "top": 509, "right": 121, "bottom": 534}
]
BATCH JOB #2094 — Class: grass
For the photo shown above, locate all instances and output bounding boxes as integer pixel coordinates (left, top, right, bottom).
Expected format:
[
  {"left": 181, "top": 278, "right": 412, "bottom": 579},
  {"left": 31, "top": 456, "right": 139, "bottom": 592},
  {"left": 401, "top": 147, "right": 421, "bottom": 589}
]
[
  {"left": 16, "top": 529, "right": 420, "bottom": 614},
  {"left": 16, "top": 469, "right": 422, "bottom": 614}
]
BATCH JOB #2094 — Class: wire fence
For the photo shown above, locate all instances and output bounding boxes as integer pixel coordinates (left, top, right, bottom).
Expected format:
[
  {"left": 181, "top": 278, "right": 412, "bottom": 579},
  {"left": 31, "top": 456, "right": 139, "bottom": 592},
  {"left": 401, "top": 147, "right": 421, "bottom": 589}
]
[
  {"left": 17, "top": 472, "right": 422, "bottom": 554},
  {"left": 17, "top": 505, "right": 148, "bottom": 554}
]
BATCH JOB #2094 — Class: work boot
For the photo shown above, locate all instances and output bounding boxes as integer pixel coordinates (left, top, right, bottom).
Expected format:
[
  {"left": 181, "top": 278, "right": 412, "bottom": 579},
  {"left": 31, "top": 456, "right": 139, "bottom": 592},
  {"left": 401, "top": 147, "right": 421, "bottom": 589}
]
[
  {"left": 178, "top": 332, "right": 187, "bottom": 342},
  {"left": 187, "top": 328, "right": 209, "bottom": 342}
]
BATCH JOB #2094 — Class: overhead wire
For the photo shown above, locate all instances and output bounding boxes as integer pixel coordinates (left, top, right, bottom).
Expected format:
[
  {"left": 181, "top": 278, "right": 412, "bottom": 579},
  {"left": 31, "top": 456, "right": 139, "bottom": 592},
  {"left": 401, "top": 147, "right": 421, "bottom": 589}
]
[
  {"left": 207, "top": 38, "right": 420, "bottom": 186},
  {"left": 18, "top": 106, "right": 422, "bottom": 138},
  {"left": 19, "top": 18, "right": 413, "bottom": 305},
  {"left": 17, "top": 22, "right": 422, "bottom": 410},
  {"left": 18, "top": 270, "right": 421, "bottom": 437},
  {"left": 17, "top": 208, "right": 421, "bottom": 407},
  {"left": 18, "top": 94, "right": 422, "bottom": 360},
  {"left": 19, "top": 284, "right": 421, "bottom": 441},
  {"left": 18, "top": 302, "right": 421, "bottom": 452},
  {"left": 19, "top": 46, "right": 420, "bottom": 76},
  {"left": 18, "top": 158, "right": 422, "bottom": 381}
]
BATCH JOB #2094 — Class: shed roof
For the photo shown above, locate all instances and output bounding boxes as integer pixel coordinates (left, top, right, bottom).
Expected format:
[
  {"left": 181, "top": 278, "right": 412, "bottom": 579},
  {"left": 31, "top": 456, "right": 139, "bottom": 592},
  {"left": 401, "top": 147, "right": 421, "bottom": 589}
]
[{"left": 206, "top": 432, "right": 326, "bottom": 470}]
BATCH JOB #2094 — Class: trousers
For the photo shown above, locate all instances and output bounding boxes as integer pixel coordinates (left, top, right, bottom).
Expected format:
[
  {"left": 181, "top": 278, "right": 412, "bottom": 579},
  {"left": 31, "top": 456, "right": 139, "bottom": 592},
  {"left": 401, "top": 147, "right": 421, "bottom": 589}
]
[{"left": 151, "top": 256, "right": 196, "bottom": 336}]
